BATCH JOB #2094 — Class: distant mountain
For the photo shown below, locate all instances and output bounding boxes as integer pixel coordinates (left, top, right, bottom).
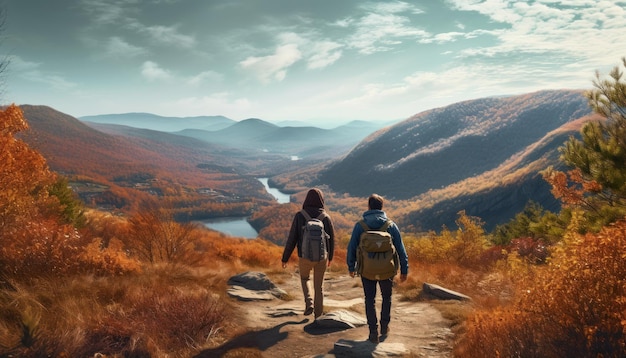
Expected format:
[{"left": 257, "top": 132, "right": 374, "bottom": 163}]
[
  {"left": 79, "top": 114, "right": 388, "bottom": 159},
  {"left": 275, "top": 118, "right": 399, "bottom": 129},
  {"left": 80, "top": 112, "right": 235, "bottom": 132},
  {"left": 176, "top": 118, "right": 383, "bottom": 158},
  {"left": 316, "top": 90, "right": 595, "bottom": 231}
]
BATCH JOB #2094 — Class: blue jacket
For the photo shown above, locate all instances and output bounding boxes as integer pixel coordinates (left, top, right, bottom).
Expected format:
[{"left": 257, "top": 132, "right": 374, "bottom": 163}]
[{"left": 346, "top": 209, "right": 409, "bottom": 275}]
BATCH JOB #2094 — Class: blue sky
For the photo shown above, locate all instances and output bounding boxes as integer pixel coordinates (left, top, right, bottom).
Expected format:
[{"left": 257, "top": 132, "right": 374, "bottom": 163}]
[{"left": 3, "top": 0, "right": 625, "bottom": 125}]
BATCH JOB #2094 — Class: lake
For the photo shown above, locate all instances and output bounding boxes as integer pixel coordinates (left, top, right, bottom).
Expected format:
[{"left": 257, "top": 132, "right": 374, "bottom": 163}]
[
  {"left": 201, "top": 178, "right": 290, "bottom": 238},
  {"left": 201, "top": 216, "right": 258, "bottom": 239}
]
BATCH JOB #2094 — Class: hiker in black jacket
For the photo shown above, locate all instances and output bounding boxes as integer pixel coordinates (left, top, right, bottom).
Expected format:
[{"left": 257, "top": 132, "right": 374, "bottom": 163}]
[{"left": 281, "top": 188, "right": 335, "bottom": 319}]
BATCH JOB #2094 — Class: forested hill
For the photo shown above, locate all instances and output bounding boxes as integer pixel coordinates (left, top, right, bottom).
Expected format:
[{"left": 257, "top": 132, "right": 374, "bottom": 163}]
[
  {"left": 319, "top": 90, "right": 591, "bottom": 199},
  {"left": 316, "top": 90, "right": 595, "bottom": 231}
]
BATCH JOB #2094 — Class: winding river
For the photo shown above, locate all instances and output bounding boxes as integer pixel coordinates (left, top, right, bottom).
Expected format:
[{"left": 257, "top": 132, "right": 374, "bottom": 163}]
[{"left": 201, "top": 178, "right": 290, "bottom": 238}]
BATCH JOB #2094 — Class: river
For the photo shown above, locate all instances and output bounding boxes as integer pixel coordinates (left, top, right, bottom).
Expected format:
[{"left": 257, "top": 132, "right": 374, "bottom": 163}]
[{"left": 201, "top": 178, "right": 290, "bottom": 238}]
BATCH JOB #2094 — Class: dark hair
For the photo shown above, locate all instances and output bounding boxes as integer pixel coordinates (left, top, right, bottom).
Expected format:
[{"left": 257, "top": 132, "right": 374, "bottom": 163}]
[{"left": 368, "top": 193, "right": 384, "bottom": 210}]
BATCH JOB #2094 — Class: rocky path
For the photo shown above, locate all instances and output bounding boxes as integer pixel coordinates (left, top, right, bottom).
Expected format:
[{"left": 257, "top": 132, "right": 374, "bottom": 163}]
[{"left": 201, "top": 270, "right": 456, "bottom": 357}]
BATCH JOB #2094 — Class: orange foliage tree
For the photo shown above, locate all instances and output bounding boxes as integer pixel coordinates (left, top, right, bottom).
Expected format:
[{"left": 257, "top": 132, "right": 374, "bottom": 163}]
[
  {"left": 125, "top": 200, "right": 203, "bottom": 265},
  {"left": 0, "top": 105, "right": 138, "bottom": 278}
]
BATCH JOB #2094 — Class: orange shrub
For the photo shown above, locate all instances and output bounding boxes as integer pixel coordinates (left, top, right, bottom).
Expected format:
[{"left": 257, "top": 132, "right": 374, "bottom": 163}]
[{"left": 455, "top": 219, "right": 626, "bottom": 357}]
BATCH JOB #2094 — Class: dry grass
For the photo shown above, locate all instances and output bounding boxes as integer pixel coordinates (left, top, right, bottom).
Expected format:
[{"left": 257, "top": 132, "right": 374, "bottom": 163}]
[{"left": 0, "top": 264, "right": 233, "bottom": 357}]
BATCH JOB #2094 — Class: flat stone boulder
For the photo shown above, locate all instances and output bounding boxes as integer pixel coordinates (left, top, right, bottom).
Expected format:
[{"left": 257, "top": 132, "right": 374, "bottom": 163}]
[
  {"left": 227, "top": 271, "right": 287, "bottom": 301},
  {"left": 334, "top": 339, "right": 409, "bottom": 357},
  {"left": 266, "top": 307, "right": 299, "bottom": 318},
  {"left": 422, "top": 282, "right": 471, "bottom": 301},
  {"left": 315, "top": 309, "right": 367, "bottom": 329},
  {"left": 323, "top": 297, "right": 363, "bottom": 308}
]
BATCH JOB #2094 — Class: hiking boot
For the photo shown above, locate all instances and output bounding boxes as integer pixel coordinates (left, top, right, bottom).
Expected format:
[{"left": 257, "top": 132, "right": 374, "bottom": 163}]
[
  {"left": 304, "top": 307, "right": 314, "bottom": 316},
  {"left": 380, "top": 325, "right": 389, "bottom": 336}
]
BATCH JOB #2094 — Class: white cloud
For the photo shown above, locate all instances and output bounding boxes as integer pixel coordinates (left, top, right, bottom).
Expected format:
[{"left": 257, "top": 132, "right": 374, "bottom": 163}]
[
  {"left": 79, "top": 0, "right": 128, "bottom": 25},
  {"left": 348, "top": 2, "right": 429, "bottom": 54},
  {"left": 361, "top": 1, "right": 425, "bottom": 15},
  {"left": 141, "top": 61, "right": 172, "bottom": 81},
  {"left": 307, "top": 41, "right": 343, "bottom": 69},
  {"left": 187, "top": 70, "right": 222, "bottom": 86},
  {"left": 10, "top": 56, "right": 77, "bottom": 90},
  {"left": 105, "top": 36, "right": 146, "bottom": 58},
  {"left": 141, "top": 25, "right": 197, "bottom": 48},
  {"left": 240, "top": 44, "right": 302, "bottom": 83}
]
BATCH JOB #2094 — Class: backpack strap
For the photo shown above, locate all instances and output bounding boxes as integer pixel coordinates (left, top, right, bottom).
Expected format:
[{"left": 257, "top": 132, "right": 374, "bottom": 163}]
[
  {"left": 301, "top": 209, "right": 326, "bottom": 221},
  {"left": 300, "top": 209, "right": 312, "bottom": 221},
  {"left": 359, "top": 220, "right": 392, "bottom": 232}
]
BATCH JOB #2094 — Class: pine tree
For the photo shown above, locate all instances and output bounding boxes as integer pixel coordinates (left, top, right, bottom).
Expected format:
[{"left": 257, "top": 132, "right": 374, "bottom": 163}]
[
  {"left": 542, "top": 57, "right": 626, "bottom": 232},
  {"left": 561, "top": 57, "right": 626, "bottom": 203}
]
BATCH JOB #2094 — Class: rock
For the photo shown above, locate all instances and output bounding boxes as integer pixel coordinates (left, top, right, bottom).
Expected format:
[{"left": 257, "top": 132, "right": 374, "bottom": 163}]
[
  {"left": 422, "top": 283, "right": 471, "bottom": 301},
  {"left": 267, "top": 308, "right": 299, "bottom": 318},
  {"left": 226, "top": 271, "right": 287, "bottom": 301},
  {"left": 333, "top": 339, "right": 409, "bottom": 357},
  {"left": 315, "top": 309, "right": 367, "bottom": 329},
  {"left": 323, "top": 297, "right": 363, "bottom": 308},
  {"left": 227, "top": 285, "right": 276, "bottom": 301}
]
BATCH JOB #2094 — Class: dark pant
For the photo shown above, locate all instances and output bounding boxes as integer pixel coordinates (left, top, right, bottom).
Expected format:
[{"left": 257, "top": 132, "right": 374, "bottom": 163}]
[{"left": 361, "top": 277, "right": 393, "bottom": 333}]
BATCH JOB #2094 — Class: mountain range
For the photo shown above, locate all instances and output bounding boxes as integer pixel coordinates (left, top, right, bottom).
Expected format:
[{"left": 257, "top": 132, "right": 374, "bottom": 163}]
[
  {"left": 16, "top": 89, "right": 596, "bottom": 232},
  {"left": 81, "top": 114, "right": 393, "bottom": 159},
  {"left": 80, "top": 112, "right": 236, "bottom": 132}
]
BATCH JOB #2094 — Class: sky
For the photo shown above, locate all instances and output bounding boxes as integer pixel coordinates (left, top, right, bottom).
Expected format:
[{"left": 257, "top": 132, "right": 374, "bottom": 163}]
[{"left": 2, "top": 0, "right": 626, "bottom": 125}]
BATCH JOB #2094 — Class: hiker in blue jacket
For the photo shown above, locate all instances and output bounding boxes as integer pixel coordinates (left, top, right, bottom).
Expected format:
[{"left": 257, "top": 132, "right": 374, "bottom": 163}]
[{"left": 347, "top": 193, "right": 408, "bottom": 343}]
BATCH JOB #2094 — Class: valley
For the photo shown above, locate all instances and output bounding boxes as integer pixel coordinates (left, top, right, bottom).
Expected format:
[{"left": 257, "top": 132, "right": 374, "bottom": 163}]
[{"left": 17, "top": 89, "right": 595, "bottom": 242}]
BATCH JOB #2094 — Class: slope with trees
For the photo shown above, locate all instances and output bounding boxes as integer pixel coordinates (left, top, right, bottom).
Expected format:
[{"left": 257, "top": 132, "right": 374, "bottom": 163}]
[{"left": 454, "top": 57, "right": 626, "bottom": 357}]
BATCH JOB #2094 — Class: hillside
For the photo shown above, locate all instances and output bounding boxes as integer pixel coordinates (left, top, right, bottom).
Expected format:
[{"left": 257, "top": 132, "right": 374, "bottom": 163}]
[
  {"left": 397, "top": 117, "right": 593, "bottom": 232},
  {"left": 311, "top": 90, "right": 594, "bottom": 231},
  {"left": 16, "top": 105, "right": 282, "bottom": 212}
]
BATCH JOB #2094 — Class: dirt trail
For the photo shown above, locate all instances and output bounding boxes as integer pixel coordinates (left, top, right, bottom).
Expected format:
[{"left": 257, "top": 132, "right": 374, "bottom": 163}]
[{"left": 210, "top": 270, "right": 456, "bottom": 357}]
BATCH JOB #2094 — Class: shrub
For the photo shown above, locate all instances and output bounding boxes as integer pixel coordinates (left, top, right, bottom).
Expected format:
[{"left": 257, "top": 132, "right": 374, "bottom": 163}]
[{"left": 455, "top": 219, "right": 626, "bottom": 357}]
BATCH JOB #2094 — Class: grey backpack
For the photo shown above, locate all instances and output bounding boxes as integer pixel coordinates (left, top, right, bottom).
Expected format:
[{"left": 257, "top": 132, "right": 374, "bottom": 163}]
[{"left": 300, "top": 210, "right": 329, "bottom": 261}]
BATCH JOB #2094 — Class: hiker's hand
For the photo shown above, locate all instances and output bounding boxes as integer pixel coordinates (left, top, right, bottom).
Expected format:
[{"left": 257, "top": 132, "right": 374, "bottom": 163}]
[
  {"left": 400, "top": 274, "right": 407, "bottom": 282},
  {"left": 350, "top": 271, "right": 356, "bottom": 278},
  {"left": 281, "top": 262, "right": 287, "bottom": 269}
]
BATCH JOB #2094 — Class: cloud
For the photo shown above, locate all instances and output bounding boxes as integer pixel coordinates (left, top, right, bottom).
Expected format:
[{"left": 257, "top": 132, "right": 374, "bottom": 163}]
[
  {"left": 347, "top": 1, "right": 429, "bottom": 54},
  {"left": 446, "top": 0, "right": 626, "bottom": 66},
  {"left": 10, "top": 56, "right": 77, "bottom": 90},
  {"left": 240, "top": 44, "right": 302, "bottom": 83},
  {"left": 141, "top": 25, "right": 197, "bottom": 48},
  {"left": 80, "top": 1, "right": 196, "bottom": 49},
  {"left": 187, "top": 70, "right": 223, "bottom": 86},
  {"left": 105, "top": 36, "right": 146, "bottom": 58},
  {"left": 79, "top": 0, "right": 128, "bottom": 25},
  {"left": 307, "top": 41, "right": 343, "bottom": 69},
  {"left": 276, "top": 32, "right": 343, "bottom": 70},
  {"left": 141, "top": 61, "right": 172, "bottom": 81}
]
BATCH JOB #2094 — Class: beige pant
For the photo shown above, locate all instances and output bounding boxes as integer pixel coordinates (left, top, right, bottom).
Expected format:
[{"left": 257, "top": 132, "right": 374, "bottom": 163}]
[{"left": 299, "top": 257, "right": 327, "bottom": 318}]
